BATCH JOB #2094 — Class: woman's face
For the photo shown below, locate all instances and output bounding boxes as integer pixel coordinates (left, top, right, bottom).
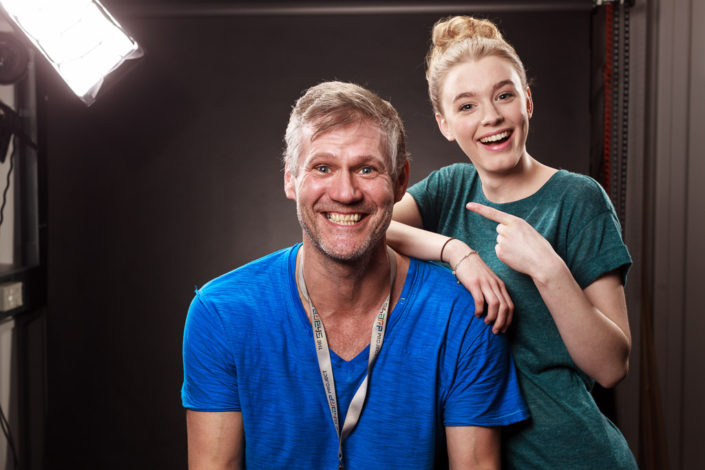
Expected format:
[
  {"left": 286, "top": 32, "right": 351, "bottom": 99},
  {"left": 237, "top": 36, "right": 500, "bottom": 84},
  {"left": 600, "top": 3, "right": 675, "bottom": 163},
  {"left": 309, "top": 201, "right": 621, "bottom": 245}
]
[{"left": 435, "top": 55, "right": 532, "bottom": 177}]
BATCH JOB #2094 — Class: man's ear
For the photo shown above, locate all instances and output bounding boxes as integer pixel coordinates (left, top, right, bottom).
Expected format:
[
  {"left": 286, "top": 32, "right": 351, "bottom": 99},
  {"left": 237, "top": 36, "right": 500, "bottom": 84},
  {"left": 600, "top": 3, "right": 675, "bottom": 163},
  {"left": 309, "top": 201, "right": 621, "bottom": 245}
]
[
  {"left": 525, "top": 87, "right": 534, "bottom": 119},
  {"left": 394, "top": 160, "right": 410, "bottom": 202},
  {"left": 284, "top": 163, "right": 297, "bottom": 200},
  {"left": 435, "top": 112, "right": 455, "bottom": 142}
]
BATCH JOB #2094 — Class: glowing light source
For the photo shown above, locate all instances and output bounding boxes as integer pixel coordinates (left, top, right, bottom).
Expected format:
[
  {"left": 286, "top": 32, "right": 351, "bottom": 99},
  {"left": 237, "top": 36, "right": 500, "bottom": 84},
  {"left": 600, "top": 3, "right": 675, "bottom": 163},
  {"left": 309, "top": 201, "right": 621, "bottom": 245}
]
[{"left": 0, "top": 0, "right": 142, "bottom": 105}]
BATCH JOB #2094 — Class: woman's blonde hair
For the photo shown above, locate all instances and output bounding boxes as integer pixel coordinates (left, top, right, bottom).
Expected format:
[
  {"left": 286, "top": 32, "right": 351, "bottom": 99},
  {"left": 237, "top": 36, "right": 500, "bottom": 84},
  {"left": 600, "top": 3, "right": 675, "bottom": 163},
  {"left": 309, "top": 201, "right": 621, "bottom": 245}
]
[{"left": 426, "top": 16, "right": 528, "bottom": 114}]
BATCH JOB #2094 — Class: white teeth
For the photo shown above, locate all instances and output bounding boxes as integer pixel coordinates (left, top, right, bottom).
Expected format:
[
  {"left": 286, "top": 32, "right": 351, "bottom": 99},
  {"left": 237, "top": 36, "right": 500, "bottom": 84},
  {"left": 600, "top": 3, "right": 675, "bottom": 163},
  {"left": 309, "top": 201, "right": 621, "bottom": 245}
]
[
  {"left": 327, "top": 213, "right": 361, "bottom": 225},
  {"left": 480, "top": 131, "right": 510, "bottom": 144}
]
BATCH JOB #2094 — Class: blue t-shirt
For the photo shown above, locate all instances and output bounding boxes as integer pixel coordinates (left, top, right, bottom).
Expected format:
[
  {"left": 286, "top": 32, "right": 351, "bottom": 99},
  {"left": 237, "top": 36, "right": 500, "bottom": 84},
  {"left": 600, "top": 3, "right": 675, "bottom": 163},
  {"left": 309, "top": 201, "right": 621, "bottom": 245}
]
[{"left": 182, "top": 244, "right": 528, "bottom": 469}]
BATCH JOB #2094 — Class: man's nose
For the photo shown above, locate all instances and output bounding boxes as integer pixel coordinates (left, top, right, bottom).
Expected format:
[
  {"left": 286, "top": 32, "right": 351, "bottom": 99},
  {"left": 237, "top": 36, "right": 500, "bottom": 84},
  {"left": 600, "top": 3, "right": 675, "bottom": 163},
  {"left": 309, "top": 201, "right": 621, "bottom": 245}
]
[{"left": 329, "top": 170, "right": 362, "bottom": 202}]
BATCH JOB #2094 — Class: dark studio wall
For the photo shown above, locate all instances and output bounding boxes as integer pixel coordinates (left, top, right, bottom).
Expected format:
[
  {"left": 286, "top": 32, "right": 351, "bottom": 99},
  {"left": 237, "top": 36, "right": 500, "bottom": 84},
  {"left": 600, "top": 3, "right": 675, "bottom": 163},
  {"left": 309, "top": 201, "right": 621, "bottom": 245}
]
[{"left": 39, "top": 3, "right": 591, "bottom": 468}]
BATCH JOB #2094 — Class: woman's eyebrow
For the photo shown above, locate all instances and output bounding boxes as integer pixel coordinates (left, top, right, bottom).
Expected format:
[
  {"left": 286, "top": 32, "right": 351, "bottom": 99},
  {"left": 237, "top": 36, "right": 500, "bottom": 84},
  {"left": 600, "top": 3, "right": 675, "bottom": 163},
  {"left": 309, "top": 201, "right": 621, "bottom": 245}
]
[
  {"left": 452, "top": 79, "right": 517, "bottom": 103},
  {"left": 493, "top": 79, "right": 516, "bottom": 91}
]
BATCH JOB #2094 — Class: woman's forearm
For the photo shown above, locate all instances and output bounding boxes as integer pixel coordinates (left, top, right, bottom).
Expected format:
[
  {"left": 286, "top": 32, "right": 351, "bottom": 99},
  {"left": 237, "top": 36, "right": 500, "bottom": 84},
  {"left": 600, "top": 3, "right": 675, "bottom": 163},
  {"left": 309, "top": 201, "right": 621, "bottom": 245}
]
[
  {"left": 387, "top": 220, "right": 513, "bottom": 333},
  {"left": 533, "top": 257, "right": 631, "bottom": 388},
  {"left": 387, "top": 220, "right": 456, "bottom": 261}
]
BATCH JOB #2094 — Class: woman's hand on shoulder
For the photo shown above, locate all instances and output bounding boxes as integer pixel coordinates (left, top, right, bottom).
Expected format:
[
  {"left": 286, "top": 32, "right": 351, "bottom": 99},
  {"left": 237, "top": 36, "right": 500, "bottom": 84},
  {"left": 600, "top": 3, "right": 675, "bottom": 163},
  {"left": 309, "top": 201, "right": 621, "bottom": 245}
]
[{"left": 444, "top": 238, "right": 514, "bottom": 334}]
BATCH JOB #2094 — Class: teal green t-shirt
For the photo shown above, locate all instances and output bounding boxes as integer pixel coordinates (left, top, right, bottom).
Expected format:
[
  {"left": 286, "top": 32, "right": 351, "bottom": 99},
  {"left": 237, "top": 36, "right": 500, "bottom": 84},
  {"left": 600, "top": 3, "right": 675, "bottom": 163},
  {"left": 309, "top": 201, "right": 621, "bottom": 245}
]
[{"left": 408, "top": 163, "right": 637, "bottom": 469}]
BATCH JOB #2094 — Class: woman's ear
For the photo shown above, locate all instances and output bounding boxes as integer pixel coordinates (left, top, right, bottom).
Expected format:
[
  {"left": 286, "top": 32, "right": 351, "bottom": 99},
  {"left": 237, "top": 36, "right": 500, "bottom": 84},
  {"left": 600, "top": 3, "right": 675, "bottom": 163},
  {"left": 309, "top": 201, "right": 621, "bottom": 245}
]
[
  {"left": 435, "top": 112, "right": 455, "bottom": 142},
  {"left": 525, "top": 87, "right": 534, "bottom": 119}
]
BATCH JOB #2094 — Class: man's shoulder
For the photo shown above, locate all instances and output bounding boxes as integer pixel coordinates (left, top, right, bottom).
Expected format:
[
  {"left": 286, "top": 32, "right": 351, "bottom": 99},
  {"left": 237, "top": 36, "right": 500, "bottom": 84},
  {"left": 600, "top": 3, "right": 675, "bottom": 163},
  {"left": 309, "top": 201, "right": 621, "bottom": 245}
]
[
  {"left": 405, "top": 257, "right": 477, "bottom": 316},
  {"left": 402, "top": 258, "right": 508, "bottom": 371},
  {"left": 198, "top": 245, "right": 297, "bottom": 298},
  {"left": 407, "top": 256, "right": 454, "bottom": 281}
]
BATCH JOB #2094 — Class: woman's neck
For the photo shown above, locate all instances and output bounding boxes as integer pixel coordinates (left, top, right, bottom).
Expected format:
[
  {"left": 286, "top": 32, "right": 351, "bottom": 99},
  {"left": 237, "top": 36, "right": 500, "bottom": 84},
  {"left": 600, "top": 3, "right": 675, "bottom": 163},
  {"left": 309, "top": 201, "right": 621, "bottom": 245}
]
[{"left": 478, "top": 153, "right": 557, "bottom": 204}]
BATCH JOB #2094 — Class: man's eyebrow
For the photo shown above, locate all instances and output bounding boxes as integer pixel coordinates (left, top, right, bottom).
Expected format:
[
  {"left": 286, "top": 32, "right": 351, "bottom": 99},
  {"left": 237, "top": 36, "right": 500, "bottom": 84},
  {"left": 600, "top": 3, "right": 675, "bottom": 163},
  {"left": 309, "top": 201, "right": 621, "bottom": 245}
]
[
  {"left": 451, "top": 79, "right": 517, "bottom": 103},
  {"left": 305, "top": 153, "right": 385, "bottom": 164}
]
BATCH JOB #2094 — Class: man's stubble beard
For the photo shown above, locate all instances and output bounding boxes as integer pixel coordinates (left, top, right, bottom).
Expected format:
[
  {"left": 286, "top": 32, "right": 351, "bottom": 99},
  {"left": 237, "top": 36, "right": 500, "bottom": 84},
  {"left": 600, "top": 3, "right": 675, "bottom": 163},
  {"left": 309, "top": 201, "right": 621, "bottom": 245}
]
[{"left": 296, "top": 203, "right": 392, "bottom": 264}]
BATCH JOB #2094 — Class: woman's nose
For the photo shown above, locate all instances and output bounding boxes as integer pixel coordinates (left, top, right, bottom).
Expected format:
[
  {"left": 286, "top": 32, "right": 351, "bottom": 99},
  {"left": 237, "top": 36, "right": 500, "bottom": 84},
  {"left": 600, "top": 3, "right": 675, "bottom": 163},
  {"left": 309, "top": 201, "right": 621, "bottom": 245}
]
[{"left": 481, "top": 103, "right": 504, "bottom": 126}]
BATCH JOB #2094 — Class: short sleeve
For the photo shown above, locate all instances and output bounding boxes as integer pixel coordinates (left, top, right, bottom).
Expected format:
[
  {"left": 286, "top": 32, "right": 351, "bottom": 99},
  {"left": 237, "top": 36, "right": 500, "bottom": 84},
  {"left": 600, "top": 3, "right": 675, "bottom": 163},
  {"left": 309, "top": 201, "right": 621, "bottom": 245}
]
[
  {"left": 181, "top": 291, "right": 240, "bottom": 411},
  {"left": 407, "top": 165, "right": 453, "bottom": 232},
  {"left": 565, "top": 183, "right": 632, "bottom": 288},
  {"left": 443, "top": 324, "right": 528, "bottom": 426}
]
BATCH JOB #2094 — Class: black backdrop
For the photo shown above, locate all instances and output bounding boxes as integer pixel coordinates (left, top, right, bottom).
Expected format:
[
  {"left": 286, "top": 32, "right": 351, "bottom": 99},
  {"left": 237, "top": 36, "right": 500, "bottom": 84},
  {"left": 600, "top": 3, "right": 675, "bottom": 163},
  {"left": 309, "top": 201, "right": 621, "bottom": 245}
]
[{"left": 39, "top": 3, "right": 590, "bottom": 468}]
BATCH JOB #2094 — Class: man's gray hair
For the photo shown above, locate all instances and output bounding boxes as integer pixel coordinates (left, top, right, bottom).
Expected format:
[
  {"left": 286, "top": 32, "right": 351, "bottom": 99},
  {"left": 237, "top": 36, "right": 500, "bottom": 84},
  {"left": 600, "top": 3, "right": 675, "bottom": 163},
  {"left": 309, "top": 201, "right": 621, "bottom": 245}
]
[{"left": 283, "top": 81, "right": 409, "bottom": 179}]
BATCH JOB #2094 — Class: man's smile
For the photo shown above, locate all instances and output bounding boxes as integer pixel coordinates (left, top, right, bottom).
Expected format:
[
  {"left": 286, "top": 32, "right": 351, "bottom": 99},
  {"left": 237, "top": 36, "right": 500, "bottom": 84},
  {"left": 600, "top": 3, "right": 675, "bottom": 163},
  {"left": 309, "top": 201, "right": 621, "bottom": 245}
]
[{"left": 326, "top": 212, "right": 363, "bottom": 225}]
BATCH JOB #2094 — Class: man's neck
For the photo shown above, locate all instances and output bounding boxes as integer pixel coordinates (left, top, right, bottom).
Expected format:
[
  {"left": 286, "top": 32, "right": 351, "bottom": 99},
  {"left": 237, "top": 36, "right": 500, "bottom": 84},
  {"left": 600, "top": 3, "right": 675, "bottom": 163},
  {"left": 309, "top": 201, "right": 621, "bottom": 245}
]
[
  {"left": 297, "top": 241, "right": 392, "bottom": 319},
  {"left": 296, "top": 240, "right": 409, "bottom": 360}
]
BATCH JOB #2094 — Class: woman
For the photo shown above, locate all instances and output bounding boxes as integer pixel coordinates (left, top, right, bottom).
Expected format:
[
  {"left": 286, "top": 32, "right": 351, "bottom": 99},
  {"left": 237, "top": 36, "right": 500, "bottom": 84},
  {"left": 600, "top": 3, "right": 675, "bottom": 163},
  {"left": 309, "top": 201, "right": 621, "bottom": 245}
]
[{"left": 388, "top": 16, "right": 637, "bottom": 469}]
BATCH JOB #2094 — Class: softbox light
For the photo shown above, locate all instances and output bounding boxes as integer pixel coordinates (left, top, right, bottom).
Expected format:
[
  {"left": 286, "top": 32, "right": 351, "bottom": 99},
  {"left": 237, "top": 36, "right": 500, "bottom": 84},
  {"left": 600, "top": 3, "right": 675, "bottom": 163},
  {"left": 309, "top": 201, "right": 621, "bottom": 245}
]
[{"left": 0, "top": 0, "right": 142, "bottom": 105}]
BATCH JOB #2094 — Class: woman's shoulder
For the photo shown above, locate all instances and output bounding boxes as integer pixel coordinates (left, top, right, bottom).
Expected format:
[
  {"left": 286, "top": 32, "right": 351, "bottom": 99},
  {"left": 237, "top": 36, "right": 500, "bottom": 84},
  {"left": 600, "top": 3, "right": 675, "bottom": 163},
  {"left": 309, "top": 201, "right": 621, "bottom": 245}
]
[
  {"left": 545, "top": 170, "right": 612, "bottom": 208},
  {"left": 425, "top": 162, "right": 479, "bottom": 187},
  {"left": 426, "top": 162, "right": 477, "bottom": 179},
  {"left": 410, "top": 162, "right": 478, "bottom": 196},
  {"left": 542, "top": 170, "right": 614, "bottom": 217},
  {"left": 551, "top": 169, "right": 601, "bottom": 187}
]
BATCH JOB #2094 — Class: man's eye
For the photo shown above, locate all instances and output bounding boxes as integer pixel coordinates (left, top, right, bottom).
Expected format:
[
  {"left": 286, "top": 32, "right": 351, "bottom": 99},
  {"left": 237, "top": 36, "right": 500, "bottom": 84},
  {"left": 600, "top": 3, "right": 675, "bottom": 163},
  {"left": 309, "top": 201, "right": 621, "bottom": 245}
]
[
  {"left": 315, "top": 165, "right": 330, "bottom": 173},
  {"left": 360, "top": 166, "right": 375, "bottom": 175}
]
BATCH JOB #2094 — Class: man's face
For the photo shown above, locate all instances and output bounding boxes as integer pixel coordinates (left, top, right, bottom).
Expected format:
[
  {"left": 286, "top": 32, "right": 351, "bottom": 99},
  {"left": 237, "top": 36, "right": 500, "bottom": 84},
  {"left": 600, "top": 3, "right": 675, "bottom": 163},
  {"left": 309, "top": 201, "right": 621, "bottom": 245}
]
[{"left": 284, "top": 119, "right": 408, "bottom": 262}]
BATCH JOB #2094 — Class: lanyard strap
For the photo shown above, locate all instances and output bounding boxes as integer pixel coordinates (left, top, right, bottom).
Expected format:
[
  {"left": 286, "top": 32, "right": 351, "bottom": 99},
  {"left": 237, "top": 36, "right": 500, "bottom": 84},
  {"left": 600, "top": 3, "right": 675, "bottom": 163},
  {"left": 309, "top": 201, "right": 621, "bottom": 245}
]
[{"left": 296, "top": 247, "right": 397, "bottom": 470}]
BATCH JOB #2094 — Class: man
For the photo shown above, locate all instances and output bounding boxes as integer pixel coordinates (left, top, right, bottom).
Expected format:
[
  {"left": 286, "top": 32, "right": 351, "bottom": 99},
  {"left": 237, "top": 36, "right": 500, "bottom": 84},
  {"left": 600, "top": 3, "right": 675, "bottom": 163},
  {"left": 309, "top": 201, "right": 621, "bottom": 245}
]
[{"left": 182, "top": 81, "right": 528, "bottom": 469}]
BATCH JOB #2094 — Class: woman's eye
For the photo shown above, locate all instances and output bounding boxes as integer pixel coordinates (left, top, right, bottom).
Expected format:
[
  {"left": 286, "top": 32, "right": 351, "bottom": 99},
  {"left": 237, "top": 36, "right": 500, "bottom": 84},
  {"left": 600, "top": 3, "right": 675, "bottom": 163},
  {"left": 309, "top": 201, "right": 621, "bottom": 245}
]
[
  {"left": 498, "top": 92, "right": 514, "bottom": 100},
  {"left": 459, "top": 103, "right": 474, "bottom": 112}
]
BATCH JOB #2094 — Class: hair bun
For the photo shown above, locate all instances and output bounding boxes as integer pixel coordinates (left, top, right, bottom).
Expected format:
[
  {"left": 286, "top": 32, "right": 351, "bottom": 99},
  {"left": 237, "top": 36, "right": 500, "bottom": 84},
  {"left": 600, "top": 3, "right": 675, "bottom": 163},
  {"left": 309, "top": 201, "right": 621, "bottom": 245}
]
[
  {"left": 425, "top": 15, "right": 526, "bottom": 113},
  {"left": 432, "top": 16, "right": 503, "bottom": 53}
]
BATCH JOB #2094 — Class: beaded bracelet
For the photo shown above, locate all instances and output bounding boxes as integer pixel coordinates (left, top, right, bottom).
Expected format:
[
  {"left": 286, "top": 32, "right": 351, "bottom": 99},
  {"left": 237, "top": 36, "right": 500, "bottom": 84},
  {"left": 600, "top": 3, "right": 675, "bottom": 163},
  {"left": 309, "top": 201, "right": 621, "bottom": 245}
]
[{"left": 451, "top": 250, "right": 478, "bottom": 284}]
